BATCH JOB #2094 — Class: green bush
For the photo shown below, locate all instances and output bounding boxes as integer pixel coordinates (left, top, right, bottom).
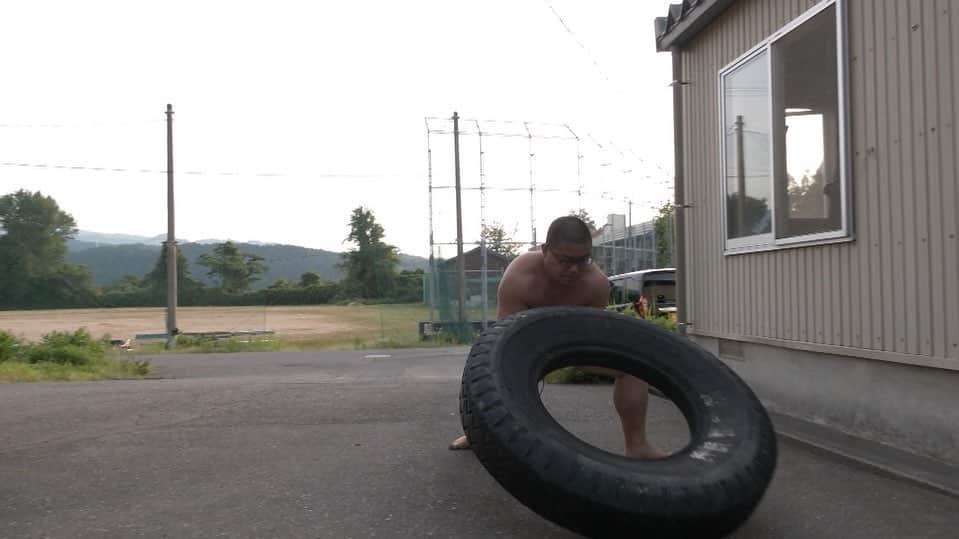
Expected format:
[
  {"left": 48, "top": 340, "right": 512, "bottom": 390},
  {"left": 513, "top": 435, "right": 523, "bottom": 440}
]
[
  {"left": 40, "top": 328, "right": 101, "bottom": 349},
  {"left": 0, "top": 328, "right": 153, "bottom": 382},
  {"left": 646, "top": 315, "right": 677, "bottom": 332},
  {"left": 92, "top": 282, "right": 344, "bottom": 309},
  {"left": 23, "top": 343, "right": 103, "bottom": 365},
  {"left": 174, "top": 335, "right": 203, "bottom": 347},
  {"left": 19, "top": 328, "right": 108, "bottom": 366},
  {"left": 544, "top": 366, "right": 615, "bottom": 385},
  {"left": 608, "top": 304, "right": 677, "bottom": 333},
  {"left": 128, "top": 358, "right": 152, "bottom": 375},
  {"left": 0, "top": 331, "right": 21, "bottom": 363}
]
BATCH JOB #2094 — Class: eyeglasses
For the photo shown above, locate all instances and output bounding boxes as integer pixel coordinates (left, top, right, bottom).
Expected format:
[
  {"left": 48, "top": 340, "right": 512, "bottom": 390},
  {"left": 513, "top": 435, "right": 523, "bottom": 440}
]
[{"left": 553, "top": 254, "right": 592, "bottom": 268}]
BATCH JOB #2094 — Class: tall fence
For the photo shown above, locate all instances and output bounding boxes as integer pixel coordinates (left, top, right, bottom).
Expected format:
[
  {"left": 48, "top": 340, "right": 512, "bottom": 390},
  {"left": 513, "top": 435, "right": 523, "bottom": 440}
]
[{"left": 423, "top": 113, "right": 674, "bottom": 342}]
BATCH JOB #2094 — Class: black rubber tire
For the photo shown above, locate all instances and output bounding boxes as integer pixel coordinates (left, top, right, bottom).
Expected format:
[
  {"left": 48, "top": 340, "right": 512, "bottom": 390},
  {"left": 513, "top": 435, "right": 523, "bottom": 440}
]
[{"left": 459, "top": 307, "right": 777, "bottom": 539}]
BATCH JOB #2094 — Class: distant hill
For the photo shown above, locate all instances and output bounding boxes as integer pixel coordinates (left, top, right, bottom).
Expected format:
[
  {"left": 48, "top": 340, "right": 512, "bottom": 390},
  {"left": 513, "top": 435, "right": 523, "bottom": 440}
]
[
  {"left": 66, "top": 233, "right": 430, "bottom": 288},
  {"left": 71, "top": 230, "right": 167, "bottom": 249},
  {"left": 70, "top": 231, "right": 267, "bottom": 250}
]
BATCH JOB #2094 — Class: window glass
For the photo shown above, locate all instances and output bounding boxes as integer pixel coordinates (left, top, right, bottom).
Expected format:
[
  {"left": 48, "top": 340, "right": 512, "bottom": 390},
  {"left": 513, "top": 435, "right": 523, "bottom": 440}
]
[
  {"left": 723, "top": 51, "right": 772, "bottom": 239},
  {"left": 719, "top": 1, "right": 847, "bottom": 250},
  {"left": 774, "top": 4, "right": 842, "bottom": 238}
]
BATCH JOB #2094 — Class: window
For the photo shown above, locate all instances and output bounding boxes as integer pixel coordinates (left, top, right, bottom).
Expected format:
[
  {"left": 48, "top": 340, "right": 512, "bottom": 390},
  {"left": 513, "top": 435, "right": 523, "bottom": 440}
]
[{"left": 719, "top": 0, "right": 849, "bottom": 252}]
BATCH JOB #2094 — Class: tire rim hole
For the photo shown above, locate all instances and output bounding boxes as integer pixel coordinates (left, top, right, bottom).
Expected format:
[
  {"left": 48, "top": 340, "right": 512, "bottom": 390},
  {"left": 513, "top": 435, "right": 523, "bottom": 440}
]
[{"left": 538, "top": 366, "right": 692, "bottom": 459}]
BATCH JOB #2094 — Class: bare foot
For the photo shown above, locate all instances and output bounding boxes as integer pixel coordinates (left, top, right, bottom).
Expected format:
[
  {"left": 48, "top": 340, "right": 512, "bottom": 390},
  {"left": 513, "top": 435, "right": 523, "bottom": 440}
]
[
  {"left": 626, "top": 442, "right": 669, "bottom": 459},
  {"left": 448, "top": 434, "right": 471, "bottom": 450}
]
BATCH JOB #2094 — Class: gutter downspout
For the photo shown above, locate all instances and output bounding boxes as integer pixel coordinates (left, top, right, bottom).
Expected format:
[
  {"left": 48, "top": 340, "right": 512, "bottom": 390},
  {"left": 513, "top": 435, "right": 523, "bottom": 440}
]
[{"left": 671, "top": 47, "right": 689, "bottom": 336}]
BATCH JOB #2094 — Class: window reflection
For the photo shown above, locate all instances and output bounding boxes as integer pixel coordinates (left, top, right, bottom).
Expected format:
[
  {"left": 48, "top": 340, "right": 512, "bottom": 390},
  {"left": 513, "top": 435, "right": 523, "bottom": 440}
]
[{"left": 723, "top": 51, "right": 772, "bottom": 239}]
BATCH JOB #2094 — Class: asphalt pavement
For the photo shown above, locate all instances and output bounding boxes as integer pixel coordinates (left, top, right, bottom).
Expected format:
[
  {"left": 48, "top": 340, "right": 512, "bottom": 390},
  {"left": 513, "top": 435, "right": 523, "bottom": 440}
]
[{"left": 1, "top": 348, "right": 956, "bottom": 538}]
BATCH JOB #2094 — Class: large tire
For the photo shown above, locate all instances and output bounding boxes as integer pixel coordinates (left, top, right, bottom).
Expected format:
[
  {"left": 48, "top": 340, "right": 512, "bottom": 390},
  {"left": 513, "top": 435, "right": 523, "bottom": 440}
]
[{"left": 459, "top": 307, "right": 777, "bottom": 539}]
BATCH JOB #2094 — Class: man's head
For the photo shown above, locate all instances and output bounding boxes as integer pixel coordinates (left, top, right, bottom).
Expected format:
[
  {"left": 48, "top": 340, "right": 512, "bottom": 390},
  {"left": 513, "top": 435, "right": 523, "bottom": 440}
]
[{"left": 541, "top": 216, "right": 594, "bottom": 285}]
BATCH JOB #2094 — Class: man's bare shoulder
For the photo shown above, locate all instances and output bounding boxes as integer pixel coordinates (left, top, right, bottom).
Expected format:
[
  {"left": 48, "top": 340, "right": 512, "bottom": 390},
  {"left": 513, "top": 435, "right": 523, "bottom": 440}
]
[
  {"left": 496, "top": 251, "right": 543, "bottom": 316},
  {"left": 583, "top": 264, "right": 611, "bottom": 305},
  {"left": 500, "top": 250, "right": 542, "bottom": 280},
  {"left": 511, "top": 249, "right": 544, "bottom": 268}
]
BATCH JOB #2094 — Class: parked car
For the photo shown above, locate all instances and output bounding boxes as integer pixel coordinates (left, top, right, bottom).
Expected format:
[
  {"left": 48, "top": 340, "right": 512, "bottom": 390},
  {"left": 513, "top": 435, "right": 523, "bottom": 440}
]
[{"left": 608, "top": 268, "right": 676, "bottom": 317}]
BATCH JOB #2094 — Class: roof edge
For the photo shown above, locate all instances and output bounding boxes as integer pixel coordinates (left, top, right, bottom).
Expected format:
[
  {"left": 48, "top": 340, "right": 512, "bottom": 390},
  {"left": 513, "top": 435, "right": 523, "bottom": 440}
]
[{"left": 654, "top": 0, "right": 739, "bottom": 52}]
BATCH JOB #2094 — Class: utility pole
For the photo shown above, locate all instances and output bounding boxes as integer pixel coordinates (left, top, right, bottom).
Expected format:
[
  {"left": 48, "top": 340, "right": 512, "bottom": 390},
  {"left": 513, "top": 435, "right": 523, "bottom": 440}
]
[
  {"left": 735, "top": 114, "right": 746, "bottom": 236},
  {"left": 525, "top": 122, "right": 536, "bottom": 247},
  {"left": 426, "top": 120, "right": 436, "bottom": 324},
  {"left": 452, "top": 112, "right": 467, "bottom": 330},
  {"left": 668, "top": 206, "right": 674, "bottom": 266},
  {"left": 476, "top": 120, "right": 489, "bottom": 330},
  {"left": 652, "top": 216, "right": 658, "bottom": 268},
  {"left": 627, "top": 199, "right": 633, "bottom": 271},
  {"left": 165, "top": 104, "right": 178, "bottom": 350}
]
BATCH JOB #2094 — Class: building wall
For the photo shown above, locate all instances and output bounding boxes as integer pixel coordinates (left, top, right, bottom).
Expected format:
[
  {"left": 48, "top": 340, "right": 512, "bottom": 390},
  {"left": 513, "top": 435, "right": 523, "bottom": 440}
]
[
  {"left": 593, "top": 217, "right": 659, "bottom": 276},
  {"left": 681, "top": 0, "right": 959, "bottom": 366}
]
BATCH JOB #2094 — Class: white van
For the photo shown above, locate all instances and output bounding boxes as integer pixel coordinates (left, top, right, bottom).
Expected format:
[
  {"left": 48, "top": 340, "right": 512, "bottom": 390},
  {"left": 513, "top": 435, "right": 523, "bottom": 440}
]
[{"left": 607, "top": 268, "right": 676, "bottom": 313}]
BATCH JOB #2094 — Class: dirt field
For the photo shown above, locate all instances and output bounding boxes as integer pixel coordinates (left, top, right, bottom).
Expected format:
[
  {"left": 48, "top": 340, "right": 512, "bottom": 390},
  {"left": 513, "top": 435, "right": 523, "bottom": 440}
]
[{"left": 0, "top": 304, "right": 430, "bottom": 344}]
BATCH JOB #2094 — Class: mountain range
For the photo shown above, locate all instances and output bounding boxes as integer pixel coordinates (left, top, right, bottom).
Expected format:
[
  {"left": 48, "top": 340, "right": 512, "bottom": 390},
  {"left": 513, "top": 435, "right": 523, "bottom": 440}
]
[{"left": 67, "top": 231, "right": 430, "bottom": 288}]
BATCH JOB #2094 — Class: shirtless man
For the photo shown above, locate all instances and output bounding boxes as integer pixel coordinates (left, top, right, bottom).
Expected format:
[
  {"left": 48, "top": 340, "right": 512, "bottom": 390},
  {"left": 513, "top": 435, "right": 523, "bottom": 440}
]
[{"left": 448, "top": 215, "right": 666, "bottom": 459}]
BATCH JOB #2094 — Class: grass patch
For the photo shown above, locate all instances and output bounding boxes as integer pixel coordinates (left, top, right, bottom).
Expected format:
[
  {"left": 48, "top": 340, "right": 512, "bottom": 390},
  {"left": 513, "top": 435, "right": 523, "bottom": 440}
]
[
  {"left": 125, "top": 304, "right": 444, "bottom": 354},
  {"left": 275, "top": 332, "right": 462, "bottom": 352},
  {"left": 132, "top": 335, "right": 281, "bottom": 354},
  {"left": 0, "top": 355, "right": 150, "bottom": 383},
  {"left": 177, "top": 334, "right": 280, "bottom": 354},
  {"left": 270, "top": 304, "right": 464, "bottom": 351},
  {"left": 0, "top": 328, "right": 151, "bottom": 383},
  {"left": 3, "top": 303, "right": 474, "bottom": 355},
  {"left": 543, "top": 367, "right": 615, "bottom": 385}
]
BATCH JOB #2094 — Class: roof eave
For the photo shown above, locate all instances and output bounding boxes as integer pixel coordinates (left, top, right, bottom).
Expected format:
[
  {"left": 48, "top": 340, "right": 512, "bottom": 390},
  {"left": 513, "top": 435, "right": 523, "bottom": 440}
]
[{"left": 654, "top": 0, "right": 739, "bottom": 52}]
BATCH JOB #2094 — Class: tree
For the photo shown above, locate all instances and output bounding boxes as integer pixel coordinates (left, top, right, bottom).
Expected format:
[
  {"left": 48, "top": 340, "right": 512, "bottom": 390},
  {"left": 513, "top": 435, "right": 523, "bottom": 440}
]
[
  {"left": 787, "top": 163, "right": 826, "bottom": 217},
  {"left": 390, "top": 268, "right": 425, "bottom": 303},
  {"left": 338, "top": 207, "right": 399, "bottom": 299},
  {"left": 480, "top": 221, "right": 519, "bottom": 259},
  {"left": 196, "top": 241, "right": 267, "bottom": 293},
  {"left": 142, "top": 247, "right": 203, "bottom": 297},
  {"left": 726, "top": 194, "right": 771, "bottom": 237},
  {"left": 299, "top": 271, "right": 322, "bottom": 287},
  {"left": 568, "top": 209, "right": 599, "bottom": 233},
  {"left": 654, "top": 203, "right": 675, "bottom": 267},
  {"left": 103, "top": 275, "right": 144, "bottom": 294},
  {"left": 268, "top": 278, "right": 293, "bottom": 290},
  {"left": 0, "top": 190, "right": 77, "bottom": 272},
  {"left": 0, "top": 190, "right": 92, "bottom": 307},
  {"left": 30, "top": 264, "right": 96, "bottom": 307}
]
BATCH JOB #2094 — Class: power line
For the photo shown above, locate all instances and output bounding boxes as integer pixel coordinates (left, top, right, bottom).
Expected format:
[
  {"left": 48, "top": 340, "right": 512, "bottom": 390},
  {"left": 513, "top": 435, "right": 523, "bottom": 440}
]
[
  {"left": 537, "top": 3, "right": 676, "bottom": 180},
  {"left": 0, "top": 161, "right": 403, "bottom": 180},
  {"left": 425, "top": 116, "right": 672, "bottom": 182},
  {"left": 542, "top": 0, "right": 611, "bottom": 83},
  {"left": 0, "top": 120, "right": 164, "bottom": 129}
]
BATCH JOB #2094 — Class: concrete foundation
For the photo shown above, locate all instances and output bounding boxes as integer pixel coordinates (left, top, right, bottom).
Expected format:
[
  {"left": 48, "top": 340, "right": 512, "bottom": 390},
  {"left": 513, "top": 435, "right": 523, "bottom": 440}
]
[{"left": 690, "top": 335, "right": 959, "bottom": 467}]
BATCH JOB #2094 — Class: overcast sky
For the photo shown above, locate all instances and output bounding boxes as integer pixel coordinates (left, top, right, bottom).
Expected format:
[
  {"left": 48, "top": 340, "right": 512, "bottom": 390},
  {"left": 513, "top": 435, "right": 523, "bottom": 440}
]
[{"left": 0, "top": 0, "right": 677, "bottom": 258}]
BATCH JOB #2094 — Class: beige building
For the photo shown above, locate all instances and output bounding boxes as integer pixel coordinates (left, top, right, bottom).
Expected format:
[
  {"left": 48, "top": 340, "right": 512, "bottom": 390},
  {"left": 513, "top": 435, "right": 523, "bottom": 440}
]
[
  {"left": 591, "top": 214, "right": 661, "bottom": 275},
  {"left": 655, "top": 0, "right": 958, "bottom": 467}
]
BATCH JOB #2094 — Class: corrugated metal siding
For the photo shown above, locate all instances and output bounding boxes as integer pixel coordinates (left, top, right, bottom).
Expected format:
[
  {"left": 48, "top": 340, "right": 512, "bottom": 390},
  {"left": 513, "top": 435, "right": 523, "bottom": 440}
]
[{"left": 680, "top": 0, "right": 959, "bottom": 360}]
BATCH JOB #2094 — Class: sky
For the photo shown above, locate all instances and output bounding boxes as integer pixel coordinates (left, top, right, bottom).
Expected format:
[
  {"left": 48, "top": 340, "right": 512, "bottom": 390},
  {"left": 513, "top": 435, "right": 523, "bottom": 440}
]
[{"left": 0, "top": 0, "right": 677, "bottom": 258}]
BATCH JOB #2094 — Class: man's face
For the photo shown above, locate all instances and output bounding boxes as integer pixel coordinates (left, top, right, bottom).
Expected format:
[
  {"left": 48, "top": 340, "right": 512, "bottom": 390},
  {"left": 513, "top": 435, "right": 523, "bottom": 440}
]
[{"left": 542, "top": 241, "right": 593, "bottom": 286}]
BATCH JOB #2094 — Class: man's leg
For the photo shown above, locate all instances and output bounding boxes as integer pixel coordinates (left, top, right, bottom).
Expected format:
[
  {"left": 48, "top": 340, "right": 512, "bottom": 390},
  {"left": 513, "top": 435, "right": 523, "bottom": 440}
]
[
  {"left": 581, "top": 366, "right": 667, "bottom": 459},
  {"left": 450, "top": 368, "right": 667, "bottom": 457}
]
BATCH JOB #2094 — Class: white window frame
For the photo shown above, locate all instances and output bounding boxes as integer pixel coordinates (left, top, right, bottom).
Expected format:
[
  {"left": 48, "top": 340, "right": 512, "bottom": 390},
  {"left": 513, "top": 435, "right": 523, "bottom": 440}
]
[{"left": 718, "top": 0, "right": 852, "bottom": 255}]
